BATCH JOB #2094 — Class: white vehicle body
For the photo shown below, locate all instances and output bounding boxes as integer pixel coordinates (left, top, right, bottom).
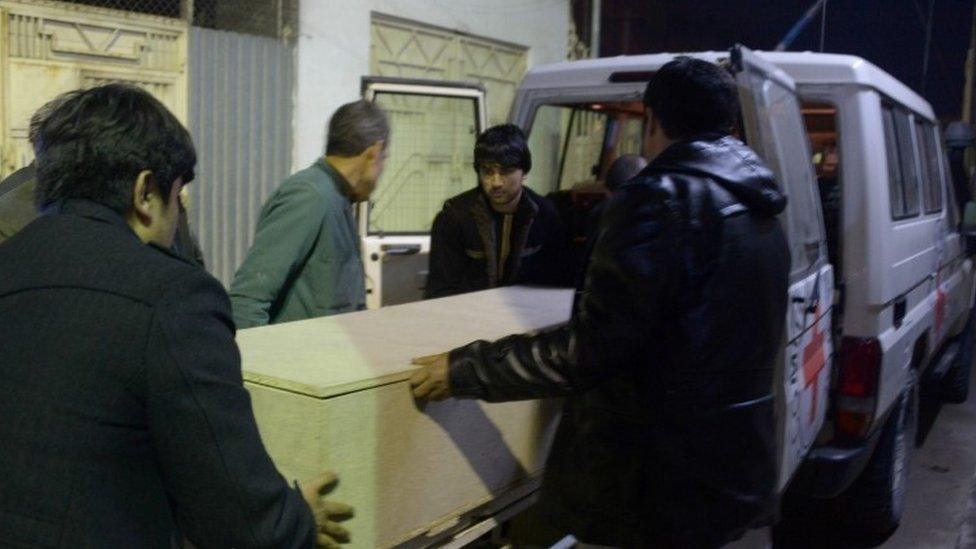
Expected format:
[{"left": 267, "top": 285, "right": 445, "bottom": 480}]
[{"left": 360, "top": 48, "right": 975, "bottom": 530}]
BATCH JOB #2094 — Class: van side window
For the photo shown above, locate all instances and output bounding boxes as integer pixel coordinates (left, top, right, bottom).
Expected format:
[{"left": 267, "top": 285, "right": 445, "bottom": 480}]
[
  {"left": 802, "top": 102, "right": 841, "bottom": 279},
  {"left": 883, "top": 104, "right": 921, "bottom": 220},
  {"left": 917, "top": 121, "right": 944, "bottom": 214},
  {"left": 747, "top": 74, "right": 825, "bottom": 277},
  {"left": 882, "top": 107, "right": 905, "bottom": 217}
]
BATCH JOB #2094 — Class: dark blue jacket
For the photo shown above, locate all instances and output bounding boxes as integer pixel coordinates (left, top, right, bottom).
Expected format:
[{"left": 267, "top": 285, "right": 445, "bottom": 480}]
[{"left": 0, "top": 201, "right": 314, "bottom": 548}]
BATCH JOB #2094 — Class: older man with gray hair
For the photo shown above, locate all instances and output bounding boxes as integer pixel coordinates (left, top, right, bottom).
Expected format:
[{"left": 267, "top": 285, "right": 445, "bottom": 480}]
[{"left": 231, "top": 100, "right": 388, "bottom": 327}]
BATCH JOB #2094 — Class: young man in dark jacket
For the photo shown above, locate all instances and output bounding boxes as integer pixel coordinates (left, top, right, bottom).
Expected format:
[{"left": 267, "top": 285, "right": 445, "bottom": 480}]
[
  {"left": 0, "top": 85, "right": 351, "bottom": 548},
  {"left": 424, "top": 124, "right": 571, "bottom": 299},
  {"left": 411, "top": 57, "right": 790, "bottom": 547}
]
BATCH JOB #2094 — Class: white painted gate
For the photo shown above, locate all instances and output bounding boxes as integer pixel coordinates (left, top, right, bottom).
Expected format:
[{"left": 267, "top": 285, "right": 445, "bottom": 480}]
[
  {"left": 371, "top": 14, "right": 527, "bottom": 128},
  {"left": 1, "top": 0, "right": 187, "bottom": 176}
]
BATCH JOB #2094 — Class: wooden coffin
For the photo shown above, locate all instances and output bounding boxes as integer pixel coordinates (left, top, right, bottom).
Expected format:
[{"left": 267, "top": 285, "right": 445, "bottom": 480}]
[{"left": 237, "top": 287, "right": 574, "bottom": 548}]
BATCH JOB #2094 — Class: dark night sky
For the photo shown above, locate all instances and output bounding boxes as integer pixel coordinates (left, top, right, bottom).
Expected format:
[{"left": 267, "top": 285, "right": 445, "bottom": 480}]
[{"left": 596, "top": 0, "right": 974, "bottom": 120}]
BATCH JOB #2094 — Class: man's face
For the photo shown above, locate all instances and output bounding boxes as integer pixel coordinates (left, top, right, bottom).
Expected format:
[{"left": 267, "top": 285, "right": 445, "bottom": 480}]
[
  {"left": 478, "top": 163, "right": 525, "bottom": 209},
  {"left": 358, "top": 141, "right": 387, "bottom": 201}
]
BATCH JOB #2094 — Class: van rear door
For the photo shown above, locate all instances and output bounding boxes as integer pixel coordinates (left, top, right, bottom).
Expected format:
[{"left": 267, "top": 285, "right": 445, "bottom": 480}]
[
  {"left": 730, "top": 45, "right": 834, "bottom": 491},
  {"left": 361, "top": 78, "right": 487, "bottom": 308}
]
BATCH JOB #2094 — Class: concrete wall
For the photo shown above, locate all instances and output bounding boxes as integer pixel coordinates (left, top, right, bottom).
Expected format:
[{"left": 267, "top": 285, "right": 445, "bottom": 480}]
[{"left": 292, "top": 0, "right": 570, "bottom": 169}]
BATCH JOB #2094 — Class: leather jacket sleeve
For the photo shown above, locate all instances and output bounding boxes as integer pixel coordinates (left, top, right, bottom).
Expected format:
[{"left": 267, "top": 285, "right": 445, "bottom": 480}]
[{"left": 448, "top": 183, "right": 680, "bottom": 401}]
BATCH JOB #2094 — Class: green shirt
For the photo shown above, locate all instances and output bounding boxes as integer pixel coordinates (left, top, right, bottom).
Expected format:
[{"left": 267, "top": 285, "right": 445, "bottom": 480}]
[{"left": 230, "top": 159, "right": 366, "bottom": 328}]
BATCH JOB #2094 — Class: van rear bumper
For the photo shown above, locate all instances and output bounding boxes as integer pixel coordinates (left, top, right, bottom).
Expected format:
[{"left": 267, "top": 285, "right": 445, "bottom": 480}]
[{"left": 788, "top": 422, "right": 885, "bottom": 498}]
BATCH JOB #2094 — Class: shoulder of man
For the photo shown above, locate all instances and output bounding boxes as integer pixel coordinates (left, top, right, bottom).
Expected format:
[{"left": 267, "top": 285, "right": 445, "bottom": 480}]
[
  {"left": 254, "top": 164, "right": 336, "bottom": 226},
  {"left": 440, "top": 188, "right": 481, "bottom": 215},
  {"left": 522, "top": 186, "right": 559, "bottom": 216},
  {"left": 613, "top": 171, "right": 683, "bottom": 210},
  {"left": 615, "top": 168, "right": 749, "bottom": 244},
  {"left": 274, "top": 163, "right": 333, "bottom": 199},
  {"left": 142, "top": 244, "right": 230, "bottom": 311}
]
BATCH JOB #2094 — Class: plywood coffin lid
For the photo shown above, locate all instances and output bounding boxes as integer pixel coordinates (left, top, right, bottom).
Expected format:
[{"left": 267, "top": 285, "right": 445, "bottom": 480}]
[{"left": 237, "top": 286, "right": 575, "bottom": 399}]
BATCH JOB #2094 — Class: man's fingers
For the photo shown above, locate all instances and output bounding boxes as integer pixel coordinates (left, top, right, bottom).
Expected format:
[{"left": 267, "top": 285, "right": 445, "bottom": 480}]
[
  {"left": 408, "top": 368, "right": 430, "bottom": 388},
  {"left": 412, "top": 376, "right": 436, "bottom": 399},
  {"left": 321, "top": 520, "right": 351, "bottom": 542},
  {"left": 323, "top": 501, "right": 355, "bottom": 520},
  {"left": 300, "top": 471, "right": 338, "bottom": 505},
  {"left": 316, "top": 533, "right": 342, "bottom": 549},
  {"left": 306, "top": 471, "right": 339, "bottom": 495}
]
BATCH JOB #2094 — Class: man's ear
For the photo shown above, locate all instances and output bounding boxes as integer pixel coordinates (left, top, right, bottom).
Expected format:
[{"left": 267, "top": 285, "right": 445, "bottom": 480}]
[
  {"left": 131, "top": 170, "right": 157, "bottom": 220},
  {"left": 645, "top": 108, "right": 659, "bottom": 138},
  {"left": 368, "top": 140, "right": 385, "bottom": 160}
]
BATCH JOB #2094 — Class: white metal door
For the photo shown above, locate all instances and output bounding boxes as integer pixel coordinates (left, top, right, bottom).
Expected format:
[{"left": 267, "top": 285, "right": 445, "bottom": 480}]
[
  {"left": 361, "top": 78, "right": 487, "bottom": 309},
  {"left": 732, "top": 45, "right": 833, "bottom": 491}
]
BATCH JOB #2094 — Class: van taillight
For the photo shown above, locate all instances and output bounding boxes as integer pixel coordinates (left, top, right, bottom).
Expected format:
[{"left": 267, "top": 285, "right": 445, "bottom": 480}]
[{"left": 835, "top": 337, "right": 881, "bottom": 439}]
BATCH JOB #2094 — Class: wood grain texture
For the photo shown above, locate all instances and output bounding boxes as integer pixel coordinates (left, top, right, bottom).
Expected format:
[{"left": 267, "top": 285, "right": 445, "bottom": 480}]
[{"left": 238, "top": 287, "right": 574, "bottom": 547}]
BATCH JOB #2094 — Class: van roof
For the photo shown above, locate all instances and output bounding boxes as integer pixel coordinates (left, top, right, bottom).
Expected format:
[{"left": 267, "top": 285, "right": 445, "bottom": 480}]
[{"left": 518, "top": 50, "right": 934, "bottom": 120}]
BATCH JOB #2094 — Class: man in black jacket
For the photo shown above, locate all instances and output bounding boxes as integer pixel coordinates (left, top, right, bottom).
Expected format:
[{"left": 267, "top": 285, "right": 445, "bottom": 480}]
[
  {"left": 411, "top": 57, "right": 790, "bottom": 547},
  {"left": 424, "top": 124, "right": 570, "bottom": 298},
  {"left": 0, "top": 85, "right": 351, "bottom": 548}
]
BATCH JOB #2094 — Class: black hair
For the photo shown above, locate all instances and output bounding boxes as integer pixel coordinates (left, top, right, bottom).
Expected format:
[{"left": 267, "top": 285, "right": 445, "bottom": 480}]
[
  {"left": 643, "top": 56, "right": 738, "bottom": 139},
  {"left": 473, "top": 124, "right": 531, "bottom": 174},
  {"left": 326, "top": 100, "right": 389, "bottom": 157},
  {"left": 33, "top": 84, "right": 196, "bottom": 214}
]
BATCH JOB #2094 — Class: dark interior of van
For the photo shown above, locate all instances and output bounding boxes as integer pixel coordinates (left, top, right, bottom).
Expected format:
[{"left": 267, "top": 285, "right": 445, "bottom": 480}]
[{"left": 803, "top": 102, "right": 842, "bottom": 292}]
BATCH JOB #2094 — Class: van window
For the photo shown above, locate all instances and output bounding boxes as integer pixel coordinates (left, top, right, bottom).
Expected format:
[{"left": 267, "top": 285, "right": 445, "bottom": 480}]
[
  {"left": 916, "top": 121, "right": 944, "bottom": 214},
  {"left": 884, "top": 104, "right": 921, "bottom": 220},
  {"left": 527, "top": 102, "right": 645, "bottom": 194},
  {"left": 747, "top": 73, "right": 824, "bottom": 277},
  {"left": 882, "top": 107, "right": 905, "bottom": 217},
  {"left": 803, "top": 102, "right": 841, "bottom": 280}
]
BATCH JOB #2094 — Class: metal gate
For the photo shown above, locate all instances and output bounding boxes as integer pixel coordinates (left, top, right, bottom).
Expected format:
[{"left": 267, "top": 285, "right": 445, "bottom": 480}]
[
  {"left": 370, "top": 14, "right": 527, "bottom": 129},
  {"left": 188, "top": 26, "right": 293, "bottom": 286},
  {"left": 1, "top": 0, "right": 188, "bottom": 176}
]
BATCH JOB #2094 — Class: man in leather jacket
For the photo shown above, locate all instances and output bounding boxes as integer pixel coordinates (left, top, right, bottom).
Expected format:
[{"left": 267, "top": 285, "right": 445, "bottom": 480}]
[{"left": 411, "top": 57, "right": 790, "bottom": 548}]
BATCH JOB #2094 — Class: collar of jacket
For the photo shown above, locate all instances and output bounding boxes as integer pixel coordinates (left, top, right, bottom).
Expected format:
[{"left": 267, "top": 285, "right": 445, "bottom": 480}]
[
  {"left": 48, "top": 198, "right": 194, "bottom": 264},
  {"left": 641, "top": 133, "right": 787, "bottom": 217},
  {"left": 649, "top": 132, "right": 730, "bottom": 168},
  {"left": 471, "top": 188, "right": 540, "bottom": 287},
  {"left": 316, "top": 157, "right": 356, "bottom": 203}
]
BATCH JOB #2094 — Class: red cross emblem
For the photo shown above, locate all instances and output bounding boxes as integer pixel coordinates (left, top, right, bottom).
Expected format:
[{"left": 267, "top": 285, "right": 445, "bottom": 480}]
[{"left": 802, "top": 304, "right": 826, "bottom": 425}]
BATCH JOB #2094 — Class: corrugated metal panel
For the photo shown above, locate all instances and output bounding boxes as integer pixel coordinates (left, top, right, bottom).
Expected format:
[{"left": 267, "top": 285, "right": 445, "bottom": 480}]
[{"left": 188, "top": 26, "right": 293, "bottom": 287}]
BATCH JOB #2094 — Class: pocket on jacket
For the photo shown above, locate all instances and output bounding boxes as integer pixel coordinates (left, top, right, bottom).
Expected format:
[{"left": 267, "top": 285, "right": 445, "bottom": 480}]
[{"left": 464, "top": 249, "right": 486, "bottom": 259}]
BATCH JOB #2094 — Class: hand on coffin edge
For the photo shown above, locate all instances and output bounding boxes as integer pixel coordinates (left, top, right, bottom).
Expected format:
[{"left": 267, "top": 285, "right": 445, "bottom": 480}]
[
  {"left": 299, "top": 471, "right": 354, "bottom": 547},
  {"left": 410, "top": 353, "right": 452, "bottom": 401}
]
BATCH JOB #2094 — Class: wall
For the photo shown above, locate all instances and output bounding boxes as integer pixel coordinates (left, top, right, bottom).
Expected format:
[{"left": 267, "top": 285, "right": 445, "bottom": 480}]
[
  {"left": 188, "top": 27, "right": 294, "bottom": 286},
  {"left": 292, "top": 0, "right": 570, "bottom": 169}
]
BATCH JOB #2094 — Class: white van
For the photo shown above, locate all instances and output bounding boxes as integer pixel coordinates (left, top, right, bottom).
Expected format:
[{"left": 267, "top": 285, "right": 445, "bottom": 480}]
[{"left": 359, "top": 46, "right": 976, "bottom": 536}]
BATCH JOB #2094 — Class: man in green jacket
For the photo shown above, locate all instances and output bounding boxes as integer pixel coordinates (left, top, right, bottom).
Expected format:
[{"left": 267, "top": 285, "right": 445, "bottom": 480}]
[{"left": 230, "top": 100, "right": 389, "bottom": 328}]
